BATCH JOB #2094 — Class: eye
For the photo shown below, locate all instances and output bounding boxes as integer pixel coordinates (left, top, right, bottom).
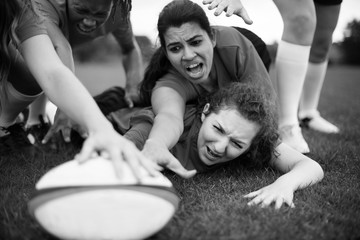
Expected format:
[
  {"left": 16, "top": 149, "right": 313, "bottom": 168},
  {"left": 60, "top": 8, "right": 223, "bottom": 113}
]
[
  {"left": 190, "top": 39, "right": 202, "bottom": 46},
  {"left": 95, "top": 12, "right": 109, "bottom": 18},
  {"left": 168, "top": 45, "right": 181, "bottom": 53},
  {"left": 213, "top": 125, "right": 224, "bottom": 133},
  {"left": 75, "top": 8, "right": 88, "bottom": 15},
  {"left": 232, "top": 140, "right": 243, "bottom": 149}
]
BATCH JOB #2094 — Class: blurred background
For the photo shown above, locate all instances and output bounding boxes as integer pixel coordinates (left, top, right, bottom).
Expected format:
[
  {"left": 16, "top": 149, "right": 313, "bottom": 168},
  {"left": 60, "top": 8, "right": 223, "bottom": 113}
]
[{"left": 72, "top": 0, "right": 360, "bottom": 95}]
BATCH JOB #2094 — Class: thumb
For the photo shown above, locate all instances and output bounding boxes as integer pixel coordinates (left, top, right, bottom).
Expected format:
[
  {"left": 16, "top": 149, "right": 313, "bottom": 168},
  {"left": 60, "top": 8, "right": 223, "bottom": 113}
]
[
  {"left": 235, "top": 8, "right": 253, "bottom": 25},
  {"left": 42, "top": 125, "right": 57, "bottom": 144},
  {"left": 166, "top": 156, "right": 197, "bottom": 179}
]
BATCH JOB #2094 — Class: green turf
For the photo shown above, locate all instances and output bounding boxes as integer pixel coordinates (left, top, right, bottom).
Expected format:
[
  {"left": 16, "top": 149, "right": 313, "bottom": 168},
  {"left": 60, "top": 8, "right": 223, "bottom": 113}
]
[{"left": 1, "top": 65, "right": 359, "bottom": 240}]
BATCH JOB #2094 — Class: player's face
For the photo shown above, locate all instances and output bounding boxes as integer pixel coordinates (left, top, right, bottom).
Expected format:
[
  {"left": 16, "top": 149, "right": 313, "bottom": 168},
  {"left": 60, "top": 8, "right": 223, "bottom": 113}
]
[
  {"left": 164, "top": 22, "right": 216, "bottom": 89},
  {"left": 197, "top": 106, "right": 260, "bottom": 166},
  {"left": 67, "top": 0, "right": 113, "bottom": 34}
]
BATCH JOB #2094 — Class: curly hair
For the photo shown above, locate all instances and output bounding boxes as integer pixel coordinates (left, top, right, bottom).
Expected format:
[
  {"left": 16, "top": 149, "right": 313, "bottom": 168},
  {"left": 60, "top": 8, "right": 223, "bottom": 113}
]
[{"left": 204, "top": 81, "right": 279, "bottom": 168}]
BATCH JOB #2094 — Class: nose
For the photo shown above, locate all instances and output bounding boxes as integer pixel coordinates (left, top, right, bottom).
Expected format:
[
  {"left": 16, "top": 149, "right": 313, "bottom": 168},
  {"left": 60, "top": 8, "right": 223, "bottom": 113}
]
[
  {"left": 182, "top": 46, "right": 196, "bottom": 60},
  {"left": 82, "top": 18, "right": 96, "bottom": 27},
  {"left": 213, "top": 137, "right": 229, "bottom": 155}
]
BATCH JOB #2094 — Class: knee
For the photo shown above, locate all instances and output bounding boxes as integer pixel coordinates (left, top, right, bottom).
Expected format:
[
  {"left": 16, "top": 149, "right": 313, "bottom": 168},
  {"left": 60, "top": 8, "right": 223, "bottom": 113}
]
[
  {"left": 282, "top": 11, "right": 316, "bottom": 45},
  {"left": 310, "top": 31, "right": 334, "bottom": 62},
  {"left": 310, "top": 38, "right": 332, "bottom": 62}
]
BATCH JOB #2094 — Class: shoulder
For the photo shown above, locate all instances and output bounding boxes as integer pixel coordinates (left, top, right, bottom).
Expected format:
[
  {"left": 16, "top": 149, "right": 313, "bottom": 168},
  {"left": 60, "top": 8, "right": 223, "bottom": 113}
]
[
  {"left": 16, "top": 4, "right": 48, "bottom": 44},
  {"left": 212, "top": 25, "right": 253, "bottom": 49},
  {"left": 154, "top": 69, "right": 201, "bottom": 101},
  {"left": 33, "top": 0, "right": 64, "bottom": 19}
]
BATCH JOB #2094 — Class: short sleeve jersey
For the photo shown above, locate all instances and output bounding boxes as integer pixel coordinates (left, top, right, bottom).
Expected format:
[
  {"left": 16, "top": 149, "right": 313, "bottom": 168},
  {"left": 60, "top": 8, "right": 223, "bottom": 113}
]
[
  {"left": 108, "top": 104, "right": 227, "bottom": 173},
  {"left": 16, "top": 4, "right": 47, "bottom": 44},
  {"left": 33, "top": 0, "right": 135, "bottom": 51},
  {"left": 153, "top": 25, "right": 273, "bottom": 102},
  {"left": 170, "top": 105, "right": 224, "bottom": 172}
]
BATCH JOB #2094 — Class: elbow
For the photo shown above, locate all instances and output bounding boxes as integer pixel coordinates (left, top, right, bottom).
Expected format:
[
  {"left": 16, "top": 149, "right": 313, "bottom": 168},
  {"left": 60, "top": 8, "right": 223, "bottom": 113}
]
[
  {"left": 156, "top": 112, "right": 184, "bottom": 136},
  {"left": 53, "top": 41, "right": 73, "bottom": 56}
]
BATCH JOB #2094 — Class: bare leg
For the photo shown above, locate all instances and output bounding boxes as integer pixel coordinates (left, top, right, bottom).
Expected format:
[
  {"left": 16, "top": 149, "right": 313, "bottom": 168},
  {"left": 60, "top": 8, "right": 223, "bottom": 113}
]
[
  {"left": 299, "top": 3, "right": 341, "bottom": 133},
  {"left": 273, "top": 0, "right": 316, "bottom": 153},
  {"left": 0, "top": 47, "right": 42, "bottom": 136}
]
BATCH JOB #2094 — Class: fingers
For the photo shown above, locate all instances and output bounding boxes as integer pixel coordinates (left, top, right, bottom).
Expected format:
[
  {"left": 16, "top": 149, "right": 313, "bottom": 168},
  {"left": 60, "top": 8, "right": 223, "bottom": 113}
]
[
  {"left": 213, "top": 1, "right": 227, "bottom": 16},
  {"left": 166, "top": 155, "right": 197, "bottom": 179},
  {"left": 244, "top": 191, "right": 295, "bottom": 209},
  {"left": 109, "top": 148, "right": 125, "bottom": 180},
  {"left": 234, "top": 7, "right": 253, "bottom": 24},
  {"left": 73, "top": 125, "right": 89, "bottom": 139},
  {"left": 42, "top": 125, "right": 57, "bottom": 144},
  {"left": 61, "top": 127, "right": 72, "bottom": 142},
  {"left": 137, "top": 154, "right": 163, "bottom": 177},
  {"left": 224, "top": 5, "right": 235, "bottom": 17},
  {"left": 202, "top": 0, "right": 253, "bottom": 24},
  {"left": 243, "top": 190, "right": 260, "bottom": 199},
  {"left": 75, "top": 138, "right": 96, "bottom": 163},
  {"left": 275, "top": 198, "right": 284, "bottom": 209}
]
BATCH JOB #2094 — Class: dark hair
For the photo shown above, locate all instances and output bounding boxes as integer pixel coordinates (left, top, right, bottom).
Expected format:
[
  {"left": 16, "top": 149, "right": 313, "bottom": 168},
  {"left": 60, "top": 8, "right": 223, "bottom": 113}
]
[
  {"left": 0, "top": 0, "right": 22, "bottom": 83},
  {"left": 139, "top": 0, "right": 213, "bottom": 106},
  {"left": 204, "top": 81, "right": 279, "bottom": 167}
]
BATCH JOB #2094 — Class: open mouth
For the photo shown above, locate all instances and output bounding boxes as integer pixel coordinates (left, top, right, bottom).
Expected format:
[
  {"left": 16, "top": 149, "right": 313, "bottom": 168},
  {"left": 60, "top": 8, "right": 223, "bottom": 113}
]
[
  {"left": 206, "top": 146, "right": 221, "bottom": 160},
  {"left": 185, "top": 63, "right": 204, "bottom": 78},
  {"left": 77, "top": 24, "right": 96, "bottom": 33}
]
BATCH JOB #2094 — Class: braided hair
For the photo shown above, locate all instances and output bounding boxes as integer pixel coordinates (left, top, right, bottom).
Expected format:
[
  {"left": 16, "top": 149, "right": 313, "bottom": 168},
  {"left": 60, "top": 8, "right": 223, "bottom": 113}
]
[{"left": 111, "top": 0, "right": 132, "bottom": 23}]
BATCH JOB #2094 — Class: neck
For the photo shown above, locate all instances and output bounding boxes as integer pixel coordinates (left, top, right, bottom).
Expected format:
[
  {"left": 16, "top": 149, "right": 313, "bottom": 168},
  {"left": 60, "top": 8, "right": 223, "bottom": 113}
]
[{"left": 200, "top": 77, "right": 216, "bottom": 92}]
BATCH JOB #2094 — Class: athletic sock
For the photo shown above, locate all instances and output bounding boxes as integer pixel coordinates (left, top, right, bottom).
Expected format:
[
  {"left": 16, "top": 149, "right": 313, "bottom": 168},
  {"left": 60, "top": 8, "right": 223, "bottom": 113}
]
[
  {"left": 275, "top": 40, "right": 311, "bottom": 128},
  {"left": 0, "top": 81, "right": 41, "bottom": 134},
  {"left": 299, "top": 61, "right": 327, "bottom": 118},
  {"left": 298, "top": 61, "right": 339, "bottom": 133}
]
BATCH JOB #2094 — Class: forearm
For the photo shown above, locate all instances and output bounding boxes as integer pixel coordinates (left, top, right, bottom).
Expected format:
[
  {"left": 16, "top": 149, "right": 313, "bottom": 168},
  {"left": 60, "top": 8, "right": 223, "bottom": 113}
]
[
  {"left": 45, "top": 21, "right": 75, "bottom": 71},
  {"left": 275, "top": 160, "right": 324, "bottom": 192},
  {"left": 123, "top": 40, "right": 144, "bottom": 91},
  {"left": 147, "top": 112, "right": 184, "bottom": 149},
  {"left": 40, "top": 66, "right": 112, "bottom": 132}
]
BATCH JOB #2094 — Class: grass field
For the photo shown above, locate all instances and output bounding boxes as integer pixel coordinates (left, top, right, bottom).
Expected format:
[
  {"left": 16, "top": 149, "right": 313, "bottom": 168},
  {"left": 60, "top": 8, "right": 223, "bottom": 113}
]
[{"left": 1, "top": 65, "right": 360, "bottom": 240}]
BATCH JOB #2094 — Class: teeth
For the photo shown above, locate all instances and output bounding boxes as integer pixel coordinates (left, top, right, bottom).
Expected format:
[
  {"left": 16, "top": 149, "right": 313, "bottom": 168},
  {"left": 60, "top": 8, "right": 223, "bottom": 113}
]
[
  {"left": 78, "top": 24, "right": 95, "bottom": 33},
  {"left": 207, "top": 147, "right": 219, "bottom": 158},
  {"left": 186, "top": 63, "right": 200, "bottom": 70},
  {"left": 188, "top": 63, "right": 199, "bottom": 68}
]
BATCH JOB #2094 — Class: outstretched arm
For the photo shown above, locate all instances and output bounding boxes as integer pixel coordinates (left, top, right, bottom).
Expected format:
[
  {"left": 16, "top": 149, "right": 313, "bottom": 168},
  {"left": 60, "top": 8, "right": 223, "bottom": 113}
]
[
  {"left": 41, "top": 20, "right": 88, "bottom": 142},
  {"left": 202, "top": 0, "right": 253, "bottom": 24},
  {"left": 20, "top": 34, "right": 158, "bottom": 179},
  {"left": 148, "top": 86, "right": 185, "bottom": 149},
  {"left": 141, "top": 86, "right": 196, "bottom": 178},
  {"left": 244, "top": 142, "right": 324, "bottom": 209}
]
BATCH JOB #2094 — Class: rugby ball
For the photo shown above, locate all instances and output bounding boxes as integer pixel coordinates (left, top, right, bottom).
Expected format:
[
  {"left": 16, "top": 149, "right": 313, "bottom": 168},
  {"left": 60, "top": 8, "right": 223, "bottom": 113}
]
[{"left": 28, "top": 157, "right": 179, "bottom": 240}]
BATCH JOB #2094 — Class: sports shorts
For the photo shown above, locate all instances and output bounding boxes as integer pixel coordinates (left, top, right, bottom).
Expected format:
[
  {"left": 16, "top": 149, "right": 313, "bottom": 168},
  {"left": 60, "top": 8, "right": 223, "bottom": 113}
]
[{"left": 314, "top": 0, "right": 342, "bottom": 5}]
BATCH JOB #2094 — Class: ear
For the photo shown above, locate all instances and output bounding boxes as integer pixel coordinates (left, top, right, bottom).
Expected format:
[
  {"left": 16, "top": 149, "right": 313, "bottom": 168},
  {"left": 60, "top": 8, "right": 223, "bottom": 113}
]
[
  {"left": 201, "top": 103, "right": 210, "bottom": 122},
  {"left": 211, "top": 29, "right": 217, "bottom": 48}
]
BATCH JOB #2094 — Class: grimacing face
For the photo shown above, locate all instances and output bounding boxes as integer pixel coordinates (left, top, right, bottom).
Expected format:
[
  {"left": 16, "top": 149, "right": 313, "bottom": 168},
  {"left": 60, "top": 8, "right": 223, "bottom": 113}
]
[
  {"left": 67, "top": 0, "right": 113, "bottom": 34},
  {"left": 197, "top": 104, "right": 260, "bottom": 166},
  {"left": 164, "top": 22, "right": 216, "bottom": 89}
]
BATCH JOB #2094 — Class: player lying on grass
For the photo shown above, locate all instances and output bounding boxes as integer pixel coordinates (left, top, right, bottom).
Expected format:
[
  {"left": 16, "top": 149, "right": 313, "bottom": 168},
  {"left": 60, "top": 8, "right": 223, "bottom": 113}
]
[{"left": 94, "top": 81, "right": 324, "bottom": 209}]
